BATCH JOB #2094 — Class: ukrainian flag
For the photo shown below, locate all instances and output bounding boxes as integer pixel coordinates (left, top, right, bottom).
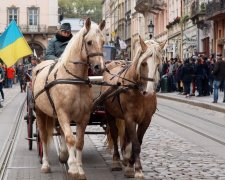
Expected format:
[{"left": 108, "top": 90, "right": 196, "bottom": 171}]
[{"left": 0, "top": 20, "right": 32, "bottom": 67}]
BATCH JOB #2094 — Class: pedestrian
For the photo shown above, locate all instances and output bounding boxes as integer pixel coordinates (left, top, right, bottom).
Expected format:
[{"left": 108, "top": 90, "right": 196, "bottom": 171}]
[
  {"left": 175, "top": 60, "right": 183, "bottom": 93},
  {"left": 0, "top": 62, "right": 5, "bottom": 105},
  {"left": 212, "top": 54, "right": 225, "bottom": 103},
  {"left": 195, "top": 57, "right": 205, "bottom": 97},
  {"left": 27, "top": 56, "right": 38, "bottom": 76},
  {"left": 180, "top": 59, "right": 194, "bottom": 98},
  {"left": 45, "top": 23, "right": 73, "bottom": 60},
  {"left": 6, "top": 66, "right": 15, "bottom": 88},
  {"left": 17, "top": 64, "right": 27, "bottom": 92}
]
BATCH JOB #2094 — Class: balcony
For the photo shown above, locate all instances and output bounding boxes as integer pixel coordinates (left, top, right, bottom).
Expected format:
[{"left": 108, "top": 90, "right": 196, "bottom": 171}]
[
  {"left": 190, "top": 1, "right": 207, "bottom": 29},
  {"left": 19, "top": 24, "right": 57, "bottom": 34},
  {"left": 190, "top": 1, "right": 206, "bottom": 22},
  {"left": 206, "top": 0, "right": 225, "bottom": 20},
  {"left": 135, "top": 0, "right": 165, "bottom": 14}
]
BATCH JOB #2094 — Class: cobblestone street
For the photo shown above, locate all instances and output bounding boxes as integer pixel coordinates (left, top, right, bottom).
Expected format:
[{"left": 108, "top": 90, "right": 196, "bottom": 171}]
[{"left": 88, "top": 123, "right": 225, "bottom": 180}]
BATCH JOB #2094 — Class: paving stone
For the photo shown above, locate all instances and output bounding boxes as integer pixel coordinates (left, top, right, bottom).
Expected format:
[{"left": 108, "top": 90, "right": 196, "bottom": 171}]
[{"left": 88, "top": 123, "right": 225, "bottom": 179}]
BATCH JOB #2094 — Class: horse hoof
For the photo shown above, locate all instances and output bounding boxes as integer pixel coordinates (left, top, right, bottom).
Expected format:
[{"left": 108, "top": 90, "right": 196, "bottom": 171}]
[
  {"left": 78, "top": 174, "right": 87, "bottom": 180},
  {"left": 68, "top": 165, "right": 79, "bottom": 179},
  {"left": 68, "top": 172, "right": 78, "bottom": 179},
  {"left": 124, "top": 166, "right": 134, "bottom": 178},
  {"left": 111, "top": 161, "right": 122, "bottom": 171},
  {"left": 58, "top": 151, "right": 69, "bottom": 163},
  {"left": 41, "top": 165, "right": 51, "bottom": 173},
  {"left": 135, "top": 170, "right": 144, "bottom": 179}
]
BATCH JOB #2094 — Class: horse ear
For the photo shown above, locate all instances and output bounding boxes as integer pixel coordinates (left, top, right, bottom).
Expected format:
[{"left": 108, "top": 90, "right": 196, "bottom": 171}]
[
  {"left": 99, "top": 20, "right": 105, "bottom": 31},
  {"left": 159, "top": 40, "right": 167, "bottom": 50},
  {"left": 139, "top": 35, "right": 147, "bottom": 53},
  {"left": 85, "top": 18, "right": 91, "bottom": 31}
]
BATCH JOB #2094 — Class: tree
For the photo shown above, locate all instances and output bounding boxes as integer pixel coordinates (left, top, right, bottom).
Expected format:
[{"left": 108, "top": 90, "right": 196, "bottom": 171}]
[{"left": 59, "top": 0, "right": 103, "bottom": 23}]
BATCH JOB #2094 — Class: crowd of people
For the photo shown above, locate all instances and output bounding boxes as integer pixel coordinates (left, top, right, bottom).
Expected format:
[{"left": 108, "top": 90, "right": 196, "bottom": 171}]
[
  {"left": 159, "top": 53, "right": 225, "bottom": 103},
  {"left": 0, "top": 56, "right": 39, "bottom": 108}
]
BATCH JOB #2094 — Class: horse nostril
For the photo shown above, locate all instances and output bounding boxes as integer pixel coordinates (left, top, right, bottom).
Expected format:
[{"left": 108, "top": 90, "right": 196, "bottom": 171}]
[{"left": 94, "top": 65, "right": 100, "bottom": 70}]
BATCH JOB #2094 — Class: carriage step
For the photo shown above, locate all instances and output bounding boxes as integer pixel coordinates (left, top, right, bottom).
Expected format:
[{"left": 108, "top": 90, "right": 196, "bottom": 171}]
[{"left": 25, "top": 137, "right": 37, "bottom": 141}]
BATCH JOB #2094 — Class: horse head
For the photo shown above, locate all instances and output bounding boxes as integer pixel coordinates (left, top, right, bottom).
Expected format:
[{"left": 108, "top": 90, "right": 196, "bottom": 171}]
[
  {"left": 134, "top": 36, "right": 166, "bottom": 95},
  {"left": 81, "top": 18, "right": 106, "bottom": 75}
]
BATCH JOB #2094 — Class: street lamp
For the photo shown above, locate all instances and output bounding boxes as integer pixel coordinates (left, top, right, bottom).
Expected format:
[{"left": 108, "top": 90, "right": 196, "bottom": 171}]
[{"left": 148, "top": 20, "right": 154, "bottom": 39}]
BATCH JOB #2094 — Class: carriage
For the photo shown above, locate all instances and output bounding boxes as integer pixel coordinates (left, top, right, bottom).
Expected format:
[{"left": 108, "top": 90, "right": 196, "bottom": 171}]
[{"left": 24, "top": 18, "right": 165, "bottom": 180}]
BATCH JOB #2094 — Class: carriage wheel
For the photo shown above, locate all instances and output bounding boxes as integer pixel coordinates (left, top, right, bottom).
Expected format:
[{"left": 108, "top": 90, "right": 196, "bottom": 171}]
[
  {"left": 26, "top": 90, "right": 34, "bottom": 150},
  {"left": 36, "top": 127, "right": 43, "bottom": 164},
  {"left": 27, "top": 107, "right": 33, "bottom": 150}
]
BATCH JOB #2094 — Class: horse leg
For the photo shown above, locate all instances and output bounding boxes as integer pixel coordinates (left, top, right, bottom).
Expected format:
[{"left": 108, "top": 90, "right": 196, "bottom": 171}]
[
  {"left": 75, "top": 118, "right": 89, "bottom": 180},
  {"left": 58, "top": 129, "right": 69, "bottom": 163},
  {"left": 107, "top": 113, "right": 122, "bottom": 171},
  {"left": 134, "top": 119, "right": 152, "bottom": 179},
  {"left": 36, "top": 109, "right": 53, "bottom": 173},
  {"left": 57, "top": 113, "right": 78, "bottom": 178},
  {"left": 125, "top": 120, "right": 144, "bottom": 179},
  {"left": 122, "top": 128, "right": 135, "bottom": 178}
]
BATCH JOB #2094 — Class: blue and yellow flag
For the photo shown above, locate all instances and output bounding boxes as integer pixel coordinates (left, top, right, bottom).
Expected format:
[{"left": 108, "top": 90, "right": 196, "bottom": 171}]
[{"left": 0, "top": 20, "right": 32, "bottom": 67}]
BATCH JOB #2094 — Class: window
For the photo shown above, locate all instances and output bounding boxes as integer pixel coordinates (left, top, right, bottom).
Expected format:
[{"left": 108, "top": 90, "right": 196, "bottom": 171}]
[
  {"left": 28, "top": 7, "right": 38, "bottom": 26},
  {"left": 8, "top": 7, "right": 18, "bottom": 24}
]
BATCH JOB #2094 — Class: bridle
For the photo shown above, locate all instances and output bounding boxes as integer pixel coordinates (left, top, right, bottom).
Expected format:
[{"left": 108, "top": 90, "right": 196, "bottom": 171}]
[{"left": 69, "top": 30, "right": 104, "bottom": 66}]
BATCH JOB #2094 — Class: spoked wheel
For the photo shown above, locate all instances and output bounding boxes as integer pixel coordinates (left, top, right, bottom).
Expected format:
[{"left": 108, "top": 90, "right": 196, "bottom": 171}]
[
  {"left": 36, "top": 126, "right": 43, "bottom": 164},
  {"left": 26, "top": 89, "right": 34, "bottom": 150},
  {"left": 27, "top": 107, "right": 33, "bottom": 150}
]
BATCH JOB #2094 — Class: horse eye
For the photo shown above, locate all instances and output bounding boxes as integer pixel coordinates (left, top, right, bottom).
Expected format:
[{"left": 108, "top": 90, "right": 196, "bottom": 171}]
[{"left": 87, "top": 41, "right": 92, "bottom": 46}]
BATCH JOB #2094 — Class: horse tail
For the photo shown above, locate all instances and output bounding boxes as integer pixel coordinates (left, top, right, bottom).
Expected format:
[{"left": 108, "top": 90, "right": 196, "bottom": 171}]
[
  {"left": 36, "top": 107, "right": 55, "bottom": 147},
  {"left": 45, "top": 116, "right": 55, "bottom": 145},
  {"left": 106, "top": 119, "right": 125, "bottom": 152}
]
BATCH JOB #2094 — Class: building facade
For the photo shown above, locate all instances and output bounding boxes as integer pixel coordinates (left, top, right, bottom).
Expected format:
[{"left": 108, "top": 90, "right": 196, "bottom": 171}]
[
  {"left": 0, "top": 0, "right": 59, "bottom": 58},
  {"left": 206, "top": 0, "right": 225, "bottom": 56},
  {"left": 102, "top": 0, "right": 224, "bottom": 61}
]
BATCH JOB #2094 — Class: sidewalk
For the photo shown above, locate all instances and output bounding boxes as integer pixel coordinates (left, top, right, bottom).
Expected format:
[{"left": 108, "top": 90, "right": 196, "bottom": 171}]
[
  {"left": 157, "top": 91, "right": 225, "bottom": 113},
  {"left": 0, "top": 83, "right": 24, "bottom": 113}
]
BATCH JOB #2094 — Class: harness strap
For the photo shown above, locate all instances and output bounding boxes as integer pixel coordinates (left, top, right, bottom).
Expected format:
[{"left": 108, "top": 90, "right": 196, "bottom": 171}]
[
  {"left": 45, "top": 62, "right": 58, "bottom": 117},
  {"left": 63, "top": 64, "right": 87, "bottom": 80},
  {"left": 87, "top": 52, "right": 103, "bottom": 58},
  {"left": 34, "top": 78, "right": 90, "bottom": 101},
  {"left": 108, "top": 63, "right": 137, "bottom": 85},
  {"left": 140, "top": 76, "right": 154, "bottom": 82}
]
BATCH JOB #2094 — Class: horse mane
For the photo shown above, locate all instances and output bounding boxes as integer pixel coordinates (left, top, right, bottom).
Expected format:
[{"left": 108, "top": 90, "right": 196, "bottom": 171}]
[
  {"left": 106, "top": 60, "right": 127, "bottom": 70},
  {"left": 58, "top": 27, "right": 86, "bottom": 65},
  {"left": 133, "top": 39, "right": 162, "bottom": 76}
]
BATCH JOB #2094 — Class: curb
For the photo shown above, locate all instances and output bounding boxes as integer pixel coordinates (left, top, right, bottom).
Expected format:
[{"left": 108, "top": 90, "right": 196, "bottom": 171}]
[{"left": 157, "top": 94, "right": 225, "bottom": 114}]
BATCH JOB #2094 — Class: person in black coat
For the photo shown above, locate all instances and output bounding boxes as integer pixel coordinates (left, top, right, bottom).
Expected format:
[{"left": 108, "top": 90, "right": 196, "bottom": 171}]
[
  {"left": 180, "top": 59, "right": 194, "bottom": 97},
  {"left": 45, "top": 23, "right": 73, "bottom": 60},
  {"left": 195, "top": 58, "right": 205, "bottom": 96},
  {"left": 212, "top": 56, "right": 225, "bottom": 103}
]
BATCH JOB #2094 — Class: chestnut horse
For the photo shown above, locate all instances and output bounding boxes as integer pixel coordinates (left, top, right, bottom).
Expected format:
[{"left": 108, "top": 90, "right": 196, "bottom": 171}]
[
  {"left": 102, "top": 37, "right": 166, "bottom": 179},
  {"left": 32, "top": 18, "right": 105, "bottom": 179}
]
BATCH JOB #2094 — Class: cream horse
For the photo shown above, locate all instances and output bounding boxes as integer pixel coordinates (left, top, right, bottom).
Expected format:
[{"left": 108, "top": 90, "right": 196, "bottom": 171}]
[
  {"left": 32, "top": 18, "right": 105, "bottom": 179},
  {"left": 102, "top": 37, "right": 166, "bottom": 179}
]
